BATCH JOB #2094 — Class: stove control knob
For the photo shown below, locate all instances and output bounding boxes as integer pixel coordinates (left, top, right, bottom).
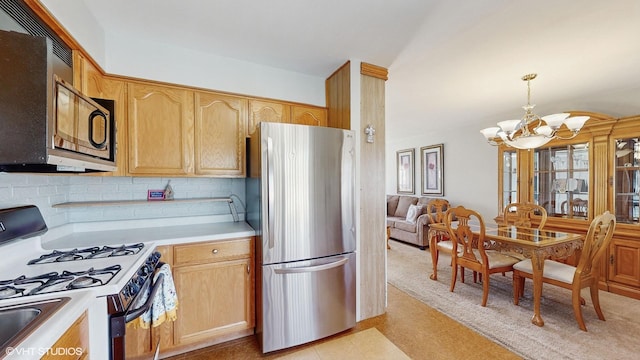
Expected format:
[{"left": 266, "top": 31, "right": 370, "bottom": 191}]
[
  {"left": 127, "top": 281, "right": 140, "bottom": 297},
  {"left": 139, "top": 264, "right": 153, "bottom": 276}
]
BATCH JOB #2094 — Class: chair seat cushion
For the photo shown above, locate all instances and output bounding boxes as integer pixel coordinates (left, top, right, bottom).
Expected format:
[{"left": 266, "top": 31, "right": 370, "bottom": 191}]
[
  {"left": 436, "top": 240, "right": 453, "bottom": 251},
  {"left": 513, "top": 259, "right": 576, "bottom": 284},
  {"left": 470, "top": 249, "right": 520, "bottom": 269}
]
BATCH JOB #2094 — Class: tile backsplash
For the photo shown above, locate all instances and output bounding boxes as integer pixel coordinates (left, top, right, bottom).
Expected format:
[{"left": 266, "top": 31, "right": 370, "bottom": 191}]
[{"left": 0, "top": 173, "right": 245, "bottom": 228}]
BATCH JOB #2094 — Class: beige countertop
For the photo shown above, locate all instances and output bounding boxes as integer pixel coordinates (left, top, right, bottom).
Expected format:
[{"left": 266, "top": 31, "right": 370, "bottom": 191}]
[{"left": 42, "top": 215, "right": 256, "bottom": 249}]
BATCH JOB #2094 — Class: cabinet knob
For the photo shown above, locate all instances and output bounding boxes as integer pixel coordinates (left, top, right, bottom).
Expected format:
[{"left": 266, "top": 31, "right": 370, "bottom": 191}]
[{"left": 212, "top": 249, "right": 219, "bottom": 254}]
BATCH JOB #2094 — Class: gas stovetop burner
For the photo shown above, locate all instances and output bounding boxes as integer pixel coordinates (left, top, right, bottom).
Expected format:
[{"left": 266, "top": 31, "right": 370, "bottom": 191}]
[
  {"left": 0, "top": 265, "right": 123, "bottom": 297},
  {"left": 62, "top": 265, "right": 122, "bottom": 277},
  {"left": 27, "top": 243, "right": 144, "bottom": 265},
  {"left": 0, "top": 286, "right": 24, "bottom": 299},
  {"left": 68, "top": 276, "right": 102, "bottom": 289}
]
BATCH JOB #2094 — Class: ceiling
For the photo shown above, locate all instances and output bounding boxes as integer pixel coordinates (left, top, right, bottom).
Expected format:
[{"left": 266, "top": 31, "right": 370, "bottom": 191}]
[{"left": 80, "top": 0, "right": 640, "bottom": 140}]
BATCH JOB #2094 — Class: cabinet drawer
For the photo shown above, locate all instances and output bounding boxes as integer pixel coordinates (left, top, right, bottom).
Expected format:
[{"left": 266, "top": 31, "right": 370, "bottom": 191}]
[{"left": 174, "top": 238, "right": 252, "bottom": 266}]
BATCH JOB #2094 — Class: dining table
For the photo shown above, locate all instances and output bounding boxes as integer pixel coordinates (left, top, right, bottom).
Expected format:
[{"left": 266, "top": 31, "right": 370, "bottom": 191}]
[{"left": 428, "top": 221, "right": 584, "bottom": 327}]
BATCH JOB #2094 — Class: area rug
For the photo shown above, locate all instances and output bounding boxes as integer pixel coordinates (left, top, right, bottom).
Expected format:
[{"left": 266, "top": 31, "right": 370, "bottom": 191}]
[
  {"left": 274, "top": 328, "right": 410, "bottom": 360},
  {"left": 387, "top": 239, "right": 640, "bottom": 360}
]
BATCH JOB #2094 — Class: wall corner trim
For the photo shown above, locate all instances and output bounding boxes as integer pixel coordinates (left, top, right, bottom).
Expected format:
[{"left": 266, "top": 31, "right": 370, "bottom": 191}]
[{"left": 360, "top": 63, "right": 388, "bottom": 81}]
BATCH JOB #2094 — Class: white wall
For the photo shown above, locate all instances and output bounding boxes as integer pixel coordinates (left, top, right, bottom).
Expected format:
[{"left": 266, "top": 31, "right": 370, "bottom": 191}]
[
  {"left": 0, "top": 174, "right": 243, "bottom": 228},
  {"left": 40, "top": 0, "right": 326, "bottom": 106},
  {"left": 385, "top": 124, "right": 499, "bottom": 220}
]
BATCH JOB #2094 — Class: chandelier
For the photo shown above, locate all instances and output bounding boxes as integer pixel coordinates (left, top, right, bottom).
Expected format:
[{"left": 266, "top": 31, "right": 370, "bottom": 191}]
[{"left": 480, "top": 74, "right": 590, "bottom": 150}]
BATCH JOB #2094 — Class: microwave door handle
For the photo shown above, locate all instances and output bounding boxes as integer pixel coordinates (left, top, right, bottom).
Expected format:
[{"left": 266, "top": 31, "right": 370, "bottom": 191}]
[
  {"left": 124, "top": 273, "right": 164, "bottom": 323},
  {"left": 88, "top": 110, "right": 108, "bottom": 149}
]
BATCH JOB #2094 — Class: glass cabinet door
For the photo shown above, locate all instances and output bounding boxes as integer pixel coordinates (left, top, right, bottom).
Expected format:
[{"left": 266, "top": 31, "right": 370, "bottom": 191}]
[
  {"left": 614, "top": 138, "right": 640, "bottom": 224},
  {"left": 533, "top": 143, "right": 589, "bottom": 219},
  {"left": 501, "top": 150, "right": 518, "bottom": 210}
]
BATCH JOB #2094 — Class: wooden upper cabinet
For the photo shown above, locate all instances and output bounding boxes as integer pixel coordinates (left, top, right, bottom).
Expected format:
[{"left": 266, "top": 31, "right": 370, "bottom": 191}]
[
  {"left": 291, "top": 105, "right": 327, "bottom": 127},
  {"left": 73, "top": 51, "right": 102, "bottom": 96},
  {"left": 73, "top": 52, "right": 128, "bottom": 176},
  {"left": 247, "top": 99, "right": 290, "bottom": 136},
  {"left": 127, "top": 83, "right": 194, "bottom": 175},
  {"left": 194, "top": 92, "right": 247, "bottom": 176}
]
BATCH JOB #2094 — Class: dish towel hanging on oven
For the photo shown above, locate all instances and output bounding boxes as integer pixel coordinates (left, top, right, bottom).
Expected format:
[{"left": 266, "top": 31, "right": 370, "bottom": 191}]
[{"left": 137, "top": 263, "right": 179, "bottom": 329}]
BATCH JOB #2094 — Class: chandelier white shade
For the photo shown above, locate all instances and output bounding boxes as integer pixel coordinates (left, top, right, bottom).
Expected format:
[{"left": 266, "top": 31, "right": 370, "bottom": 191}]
[{"left": 481, "top": 74, "right": 589, "bottom": 149}]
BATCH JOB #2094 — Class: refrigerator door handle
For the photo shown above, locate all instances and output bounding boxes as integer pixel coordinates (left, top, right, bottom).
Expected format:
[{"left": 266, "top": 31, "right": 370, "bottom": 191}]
[
  {"left": 266, "top": 136, "right": 275, "bottom": 249},
  {"left": 274, "top": 257, "right": 349, "bottom": 274}
]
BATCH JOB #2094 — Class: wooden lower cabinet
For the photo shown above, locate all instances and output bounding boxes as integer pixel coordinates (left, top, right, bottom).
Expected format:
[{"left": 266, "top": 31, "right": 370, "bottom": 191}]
[
  {"left": 41, "top": 311, "right": 89, "bottom": 360},
  {"left": 608, "top": 238, "right": 640, "bottom": 298},
  {"left": 173, "top": 257, "right": 254, "bottom": 345},
  {"left": 126, "top": 239, "right": 255, "bottom": 358}
]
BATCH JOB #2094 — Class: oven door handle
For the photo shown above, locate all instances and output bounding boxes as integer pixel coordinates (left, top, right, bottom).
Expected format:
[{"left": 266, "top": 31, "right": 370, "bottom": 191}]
[{"left": 124, "top": 273, "right": 164, "bottom": 323}]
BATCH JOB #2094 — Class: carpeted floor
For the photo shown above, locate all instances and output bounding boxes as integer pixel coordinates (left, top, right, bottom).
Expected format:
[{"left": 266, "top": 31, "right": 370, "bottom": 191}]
[{"left": 387, "top": 239, "right": 640, "bottom": 360}]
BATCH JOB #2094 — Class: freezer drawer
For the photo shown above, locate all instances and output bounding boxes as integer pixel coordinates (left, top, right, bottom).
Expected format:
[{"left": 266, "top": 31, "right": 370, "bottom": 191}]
[{"left": 259, "top": 252, "right": 356, "bottom": 353}]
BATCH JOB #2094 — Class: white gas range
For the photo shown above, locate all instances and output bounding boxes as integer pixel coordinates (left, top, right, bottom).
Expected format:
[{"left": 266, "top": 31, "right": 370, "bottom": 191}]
[{"left": 0, "top": 206, "right": 161, "bottom": 360}]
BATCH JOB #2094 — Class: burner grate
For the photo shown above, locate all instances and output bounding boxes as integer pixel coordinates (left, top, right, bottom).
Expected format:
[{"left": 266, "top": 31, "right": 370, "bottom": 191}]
[
  {"left": 0, "top": 265, "right": 122, "bottom": 298},
  {"left": 27, "top": 243, "right": 144, "bottom": 265}
]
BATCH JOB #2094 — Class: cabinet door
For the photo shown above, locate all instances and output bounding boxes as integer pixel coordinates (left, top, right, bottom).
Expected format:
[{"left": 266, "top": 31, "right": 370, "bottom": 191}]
[
  {"left": 173, "top": 258, "right": 254, "bottom": 345},
  {"left": 291, "top": 105, "right": 327, "bottom": 127},
  {"left": 609, "top": 238, "right": 640, "bottom": 288},
  {"left": 91, "top": 77, "right": 127, "bottom": 176},
  {"left": 128, "top": 83, "right": 194, "bottom": 175},
  {"left": 73, "top": 51, "right": 102, "bottom": 96},
  {"left": 533, "top": 143, "right": 590, "bottom": 219},
  {"left": 42, "top": 311, "right": 89, "bottom": 360},
  {"left": 498, "top": 148, "right": 518, "bottom": 211},
  {"left": 248, "top": 99, "right": 290, "bottom": 136},
  {"left": 73, "top": 53, "right": 128, "bottom": 176},
  {"left": 124, "top": 323, "right": 152, "bottom": 359},
  {"left": 613, "top": 137, "right": 640, "bottom": 224},
  {"left": 194, "top": 92, "right": 247, "bottom": 176}
]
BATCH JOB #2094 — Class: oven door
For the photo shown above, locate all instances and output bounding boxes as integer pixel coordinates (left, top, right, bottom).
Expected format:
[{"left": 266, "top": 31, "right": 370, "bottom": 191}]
[{"left": 109, "top": 272, "right": 164, "bottom": 360}]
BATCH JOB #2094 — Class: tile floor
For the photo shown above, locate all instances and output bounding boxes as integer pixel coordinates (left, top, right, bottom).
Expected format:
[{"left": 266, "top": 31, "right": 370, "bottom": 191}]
[
  {"left": 274, "top": 328, "right": 410, "bottom": 360},
  {"left": 167, "top": 284, "right": 521, "bottom": 359}
]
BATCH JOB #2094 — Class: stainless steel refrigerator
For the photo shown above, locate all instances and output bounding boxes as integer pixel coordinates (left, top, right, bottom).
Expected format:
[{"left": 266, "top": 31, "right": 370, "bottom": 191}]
[{"left": 246, "top": 122, "right": 356, "bottom": 353}]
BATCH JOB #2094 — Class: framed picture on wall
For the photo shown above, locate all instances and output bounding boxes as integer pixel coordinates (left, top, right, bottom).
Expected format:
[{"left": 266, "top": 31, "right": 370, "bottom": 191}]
[
  {"left": 396, "top": 148, "right": 415, "bottom": 194},
  {"left": 420, "top": 144, "right": 444, "bottom": 196}
]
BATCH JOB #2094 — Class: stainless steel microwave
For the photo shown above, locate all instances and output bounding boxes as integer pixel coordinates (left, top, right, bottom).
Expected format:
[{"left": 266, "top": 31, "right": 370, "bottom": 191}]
[
  {"left": 53, "top": 77, "right": 116, "bottom": 170},
  {"left": 0, "top": 28, "right": 117, "bottom": 172}
]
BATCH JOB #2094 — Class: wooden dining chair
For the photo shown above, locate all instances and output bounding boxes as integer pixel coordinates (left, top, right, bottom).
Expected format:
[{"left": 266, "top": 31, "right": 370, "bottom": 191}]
[
  {"left": 502, "top": 202, "right": 548, "bottom": 229},
  {"left": 427, "top": 199, "right": 451, "bottom": 281},
  {"left": 446, "top": 206, "right": 520, "bottom": 306},
  {"left": 501, "top": 202, "right": 548, "bottom": 261},
  {"left": 561, "top": 198, "right": 589, "bottom": 218},
  {"left": 512, "top": 211, "right": 616, "bottom": 331}
]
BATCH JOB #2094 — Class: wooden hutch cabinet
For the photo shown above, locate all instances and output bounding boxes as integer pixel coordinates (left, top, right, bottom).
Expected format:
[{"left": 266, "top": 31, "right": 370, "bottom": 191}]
[{"left": 496, "top": 112, "right": 640, "bottom": 299}]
